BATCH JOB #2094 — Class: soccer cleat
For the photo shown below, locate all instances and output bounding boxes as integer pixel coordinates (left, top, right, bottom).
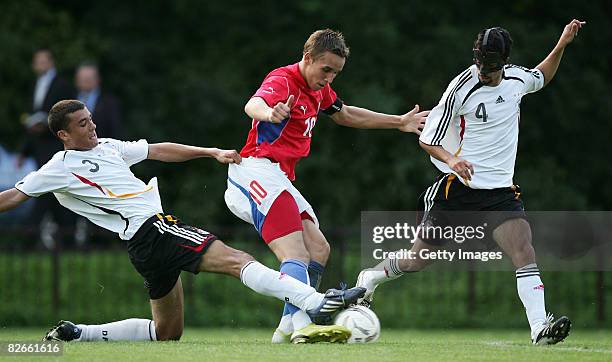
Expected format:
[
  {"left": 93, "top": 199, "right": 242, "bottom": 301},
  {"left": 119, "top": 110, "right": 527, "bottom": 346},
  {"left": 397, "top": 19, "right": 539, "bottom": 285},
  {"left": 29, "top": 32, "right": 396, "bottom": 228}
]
[
  {"left": 532, "top": 314, "right": 572, "bottom": 345},
  {"left": 290, "top": 323, "right": 351, "bottom": 344},
  {"left": 271, "top": 328, "right": 292, "bottom": 344},
  {"left": 307, "top": 284, "right": 366, "bottom": 325},
  {"left": 43, "top": 320, "right": 82, "bottom": 342},
  {"left": 355, "top": 269, "right": 380, "bottom": 308}
]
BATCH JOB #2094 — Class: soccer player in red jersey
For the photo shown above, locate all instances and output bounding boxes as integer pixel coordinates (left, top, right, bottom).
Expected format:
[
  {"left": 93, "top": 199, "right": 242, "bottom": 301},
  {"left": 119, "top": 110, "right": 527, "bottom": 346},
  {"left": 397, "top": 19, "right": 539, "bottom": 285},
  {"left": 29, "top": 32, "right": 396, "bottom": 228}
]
[{"left": 224, "top": 29, "right": 429, "bottom": 343}]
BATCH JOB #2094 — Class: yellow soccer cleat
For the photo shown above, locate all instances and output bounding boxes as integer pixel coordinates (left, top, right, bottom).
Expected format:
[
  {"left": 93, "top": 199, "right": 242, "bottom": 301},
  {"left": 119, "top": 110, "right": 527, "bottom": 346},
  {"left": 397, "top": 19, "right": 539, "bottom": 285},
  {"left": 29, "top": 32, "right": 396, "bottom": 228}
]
[{"left": 290, "top": 323, "right": 351, "bottom": 344}]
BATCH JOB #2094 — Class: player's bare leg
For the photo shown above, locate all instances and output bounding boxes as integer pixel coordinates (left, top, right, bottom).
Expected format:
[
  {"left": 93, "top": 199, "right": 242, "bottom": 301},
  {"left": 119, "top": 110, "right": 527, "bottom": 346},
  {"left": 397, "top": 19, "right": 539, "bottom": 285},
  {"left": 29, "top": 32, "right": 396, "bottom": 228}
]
[
  {"left": 150, "top": 278, "right": 184, "bottom": 341},
  {"left": 356, "top": 237, "right": 440, "bottom": 306},
  {"left": 268, "top": 230, "right": 311, "bottom": 265},
  {"left": 302, "top": 218, "right": 330, "bottom": 290},
  {"left": 493, "top": 218, "right": 571, "bottom": 345}
]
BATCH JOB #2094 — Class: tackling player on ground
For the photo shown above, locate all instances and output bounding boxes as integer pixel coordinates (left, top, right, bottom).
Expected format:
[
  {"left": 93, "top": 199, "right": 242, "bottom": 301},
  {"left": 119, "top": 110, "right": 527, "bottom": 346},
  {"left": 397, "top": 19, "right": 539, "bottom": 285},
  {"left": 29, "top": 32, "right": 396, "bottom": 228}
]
[
  {"left": 356, "top": 19, "right": 585, "bottom": 345},
  {"left": 0, "top": 100, "right": 365, "bottom": 344},
  {"left": 224, "top": 29, "right": 429, "bottom": 343}
]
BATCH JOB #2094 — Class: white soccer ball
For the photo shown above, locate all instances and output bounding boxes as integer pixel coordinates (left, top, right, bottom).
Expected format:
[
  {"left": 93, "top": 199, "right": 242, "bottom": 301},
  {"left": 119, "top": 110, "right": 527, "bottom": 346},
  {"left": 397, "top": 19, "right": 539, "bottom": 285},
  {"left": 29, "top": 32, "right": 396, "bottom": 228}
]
[{"left": 333, "top": 305, "right": 381, "bottom": 343}]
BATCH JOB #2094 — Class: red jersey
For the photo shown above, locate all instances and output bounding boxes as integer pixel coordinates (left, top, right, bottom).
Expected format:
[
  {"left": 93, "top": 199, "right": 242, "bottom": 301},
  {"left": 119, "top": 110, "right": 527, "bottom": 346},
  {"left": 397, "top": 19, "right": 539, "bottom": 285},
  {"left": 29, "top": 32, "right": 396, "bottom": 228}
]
[{"left": 240, "top": 63, "right": 339, "bottom": 180}]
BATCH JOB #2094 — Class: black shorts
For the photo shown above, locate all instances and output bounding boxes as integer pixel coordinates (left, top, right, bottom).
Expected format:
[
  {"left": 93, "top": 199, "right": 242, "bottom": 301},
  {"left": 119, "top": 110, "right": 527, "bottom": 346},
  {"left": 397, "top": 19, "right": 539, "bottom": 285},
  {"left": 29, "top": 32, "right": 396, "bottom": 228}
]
[
  {"left": 417, "top": 174, "right": 526, "bottom": 245},
  {"left": 127, "top": 213, "right": 217, "bottom": 299}
]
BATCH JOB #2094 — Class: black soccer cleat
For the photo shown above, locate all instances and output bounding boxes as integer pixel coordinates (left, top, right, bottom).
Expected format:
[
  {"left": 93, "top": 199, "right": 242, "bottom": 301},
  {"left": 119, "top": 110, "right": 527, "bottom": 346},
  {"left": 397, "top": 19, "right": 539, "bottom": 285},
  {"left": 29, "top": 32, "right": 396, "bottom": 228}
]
[
  {"left": 43, "top": 320, "right": 82, "bottom": 342},
  {"left": 307, "top": 284, "right": 366, "bottom": 325},
  {"left": 532, "top": 314, "right": 572, "bottom": 345}
]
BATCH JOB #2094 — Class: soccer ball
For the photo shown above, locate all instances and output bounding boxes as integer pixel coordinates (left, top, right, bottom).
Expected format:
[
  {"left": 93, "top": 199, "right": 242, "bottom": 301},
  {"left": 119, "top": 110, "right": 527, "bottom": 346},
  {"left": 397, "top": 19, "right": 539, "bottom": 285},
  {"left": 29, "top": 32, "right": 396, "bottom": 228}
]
[{"left": 333, "top": 305, "right": 381, "bottom": 343}]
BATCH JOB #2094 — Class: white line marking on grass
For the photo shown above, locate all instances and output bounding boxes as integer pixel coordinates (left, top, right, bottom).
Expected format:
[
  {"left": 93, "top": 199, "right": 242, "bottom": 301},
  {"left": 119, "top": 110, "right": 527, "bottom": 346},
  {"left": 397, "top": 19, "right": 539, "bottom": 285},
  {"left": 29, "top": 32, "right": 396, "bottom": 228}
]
[{"left": 483, "top": 341, "right": 612, "bottom": 354}]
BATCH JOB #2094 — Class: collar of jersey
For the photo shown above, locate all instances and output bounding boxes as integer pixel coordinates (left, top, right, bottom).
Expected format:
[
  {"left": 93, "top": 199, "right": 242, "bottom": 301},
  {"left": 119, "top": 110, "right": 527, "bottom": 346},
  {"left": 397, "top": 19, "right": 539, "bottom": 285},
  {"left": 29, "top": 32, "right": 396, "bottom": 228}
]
[{"left": 289, "top": 62, "right": 309, "bottom": 90}]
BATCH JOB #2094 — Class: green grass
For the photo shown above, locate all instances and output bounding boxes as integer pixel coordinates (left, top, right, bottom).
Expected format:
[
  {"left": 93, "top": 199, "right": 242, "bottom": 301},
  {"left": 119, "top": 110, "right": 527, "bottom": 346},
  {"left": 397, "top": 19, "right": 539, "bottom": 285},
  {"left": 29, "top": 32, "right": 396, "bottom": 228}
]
[{"left": 0, "top": 328, "right": 610, "bottom": 361}]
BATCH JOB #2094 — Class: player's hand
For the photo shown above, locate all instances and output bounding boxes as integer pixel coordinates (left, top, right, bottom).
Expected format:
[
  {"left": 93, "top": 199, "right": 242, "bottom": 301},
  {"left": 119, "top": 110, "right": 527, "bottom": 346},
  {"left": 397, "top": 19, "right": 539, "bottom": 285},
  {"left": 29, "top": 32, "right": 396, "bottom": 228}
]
[
  {"left": 267, "top": 95, "right": 294, "bottom": 123},
  {"left": 558, "top": 19, "right": 585, "bottom": 47},
  {"left": 447, "top": 156, "right": 474, "bottom": 181},
  {"left": 214, "top": 149, "right": 242, "bottom": 164},
  {"left": 398, "top": 104, "right": 429, "bottom": 135}
]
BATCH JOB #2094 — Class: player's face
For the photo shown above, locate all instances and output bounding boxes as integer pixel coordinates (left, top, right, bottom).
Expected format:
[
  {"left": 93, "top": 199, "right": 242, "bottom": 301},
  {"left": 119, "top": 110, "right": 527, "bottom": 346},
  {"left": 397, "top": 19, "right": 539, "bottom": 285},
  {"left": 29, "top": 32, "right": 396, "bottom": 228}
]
[
  {"left": 303, "top": 51, "right": 345, "bottom": 90},
  {"left": 477, "top": 66, "right": 503, "bottom": 86},
  {"left": 62, "top": 108, "right": 98, "bottom": 150}
]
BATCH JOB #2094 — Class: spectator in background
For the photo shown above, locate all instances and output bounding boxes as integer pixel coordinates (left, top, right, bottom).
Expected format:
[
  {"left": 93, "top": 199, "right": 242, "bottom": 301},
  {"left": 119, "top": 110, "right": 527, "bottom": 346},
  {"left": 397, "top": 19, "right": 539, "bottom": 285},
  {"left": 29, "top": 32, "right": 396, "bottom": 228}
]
[
  {"left": 22, "top": 48, "right": 76, "bottom": 166},
  {"left": 76, "top": 62, "right": 122, "bottom": 139},
  {"left": 20, "top": 48, "right": 77, "bottom": 248}
]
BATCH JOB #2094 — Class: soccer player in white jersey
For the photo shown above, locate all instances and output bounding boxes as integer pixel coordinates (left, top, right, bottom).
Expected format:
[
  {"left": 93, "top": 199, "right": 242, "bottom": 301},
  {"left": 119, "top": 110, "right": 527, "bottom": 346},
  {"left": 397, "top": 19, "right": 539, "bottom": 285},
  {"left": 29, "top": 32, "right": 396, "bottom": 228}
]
[
  {"left": 0, "top": 100, "right": 365, "bottom": 343},
  {"left": 356, "top": 19, "right": 585, "bottom": 345}
]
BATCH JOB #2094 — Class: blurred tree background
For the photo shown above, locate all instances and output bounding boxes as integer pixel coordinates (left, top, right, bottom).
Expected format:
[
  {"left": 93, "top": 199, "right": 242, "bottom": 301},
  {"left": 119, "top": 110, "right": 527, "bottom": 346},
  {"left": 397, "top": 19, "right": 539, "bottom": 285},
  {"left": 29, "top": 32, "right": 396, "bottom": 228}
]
[{"left": 1, "top": 0, "right": 610, "bottom": 232}]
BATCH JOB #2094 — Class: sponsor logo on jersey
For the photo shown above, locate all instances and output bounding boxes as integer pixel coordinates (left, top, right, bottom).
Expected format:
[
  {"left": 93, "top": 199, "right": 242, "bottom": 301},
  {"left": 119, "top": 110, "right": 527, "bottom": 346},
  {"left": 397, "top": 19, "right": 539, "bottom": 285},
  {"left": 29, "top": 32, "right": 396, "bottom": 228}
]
[{"left": 496, "top": 95, "right": 505, "bottom": 104}]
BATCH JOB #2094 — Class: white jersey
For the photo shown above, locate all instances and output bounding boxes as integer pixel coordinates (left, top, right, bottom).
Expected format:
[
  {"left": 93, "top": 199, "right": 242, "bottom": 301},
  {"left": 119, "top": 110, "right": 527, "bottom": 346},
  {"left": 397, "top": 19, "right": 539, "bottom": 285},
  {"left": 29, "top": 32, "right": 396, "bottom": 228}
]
[
  {"left": 15, "top": 138, "right": 163, "bottom": 240},
  {"left": 420, "top": 64, "right": 544, "bottom": 189}
]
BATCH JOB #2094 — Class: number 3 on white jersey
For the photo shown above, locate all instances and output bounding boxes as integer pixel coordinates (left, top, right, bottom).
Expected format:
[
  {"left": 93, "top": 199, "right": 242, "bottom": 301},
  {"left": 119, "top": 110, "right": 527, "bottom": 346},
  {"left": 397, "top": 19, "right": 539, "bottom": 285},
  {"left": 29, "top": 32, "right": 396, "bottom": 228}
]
[{"left": 303, "top": 117, "right": 316, "bottom": 137}]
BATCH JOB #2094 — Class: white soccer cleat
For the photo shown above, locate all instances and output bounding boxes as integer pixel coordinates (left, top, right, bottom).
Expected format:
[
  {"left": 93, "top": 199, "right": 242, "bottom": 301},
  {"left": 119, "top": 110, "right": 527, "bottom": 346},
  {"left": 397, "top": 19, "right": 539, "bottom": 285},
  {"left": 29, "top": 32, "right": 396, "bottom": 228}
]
[
  {"left": 355, "top": 269, "right": 380, "bottom": 308},
  {"left": 532, "top": 313, "right": 572, "bottom": 345}
]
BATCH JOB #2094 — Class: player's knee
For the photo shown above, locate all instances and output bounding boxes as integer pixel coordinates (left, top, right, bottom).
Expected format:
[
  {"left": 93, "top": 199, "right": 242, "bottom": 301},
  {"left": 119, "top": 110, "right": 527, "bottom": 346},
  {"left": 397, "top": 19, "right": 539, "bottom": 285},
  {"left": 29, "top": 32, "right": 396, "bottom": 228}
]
[
  {"left": 308, "top": 238, "right": 330, "bottom": 260},
  {"left": 510, "top": 238, "right": 535, "bottom": 267},
  {"left": 518, "top": 240, "right": 535, "bottom": 259}
]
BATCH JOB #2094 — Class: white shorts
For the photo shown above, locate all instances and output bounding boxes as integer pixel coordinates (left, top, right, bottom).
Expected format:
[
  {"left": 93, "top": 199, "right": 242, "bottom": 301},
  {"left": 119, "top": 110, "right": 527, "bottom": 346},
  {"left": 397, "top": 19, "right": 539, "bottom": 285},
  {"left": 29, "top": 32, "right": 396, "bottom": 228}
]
[{"left": 224, "top": 157, "right": 319, "bottom": 235}]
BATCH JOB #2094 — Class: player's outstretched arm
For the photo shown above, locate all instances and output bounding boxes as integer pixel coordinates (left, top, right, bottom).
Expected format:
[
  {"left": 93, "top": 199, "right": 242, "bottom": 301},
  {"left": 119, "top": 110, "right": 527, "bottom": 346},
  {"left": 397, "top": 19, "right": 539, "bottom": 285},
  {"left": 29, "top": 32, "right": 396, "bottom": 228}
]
[
  {"left": 245, "top": 95, "right": 294, "bottom": 124},
  {"left": 419, "top": 141, "right": 474, "bottom": 181},
  {"left": 147, "top": 143, "right": 241, "bottom": 164},
  {"left": 0, "top": 188, "right": 30, "bottom": 213},
  {"left": 536, "top": 19, "right": 585, "bottom": 87},
  {"left": 330, "top": 104, "right": 429, "bottom": 134}
]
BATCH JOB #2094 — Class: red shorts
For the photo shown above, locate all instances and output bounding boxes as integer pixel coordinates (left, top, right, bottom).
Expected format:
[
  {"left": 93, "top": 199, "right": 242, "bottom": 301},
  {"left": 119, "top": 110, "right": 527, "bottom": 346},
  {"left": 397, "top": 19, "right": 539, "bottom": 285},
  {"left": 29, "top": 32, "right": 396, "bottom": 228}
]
[{"left": 261, "top": 191, "right": 312, "bottom": 243}]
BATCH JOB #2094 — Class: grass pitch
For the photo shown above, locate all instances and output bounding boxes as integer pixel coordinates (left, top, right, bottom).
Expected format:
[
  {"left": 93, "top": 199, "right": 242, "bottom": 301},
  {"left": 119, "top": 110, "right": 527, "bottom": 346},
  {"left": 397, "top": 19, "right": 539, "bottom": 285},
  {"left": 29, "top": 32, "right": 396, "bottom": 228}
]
[{"left": 0, "top": 327, "right": 610, "bottom": 361}]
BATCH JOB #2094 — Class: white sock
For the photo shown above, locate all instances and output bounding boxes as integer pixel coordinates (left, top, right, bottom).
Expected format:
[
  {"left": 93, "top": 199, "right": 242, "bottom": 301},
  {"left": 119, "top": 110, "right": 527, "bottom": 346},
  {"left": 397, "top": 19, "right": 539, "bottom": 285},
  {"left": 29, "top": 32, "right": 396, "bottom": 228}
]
[
  {"left": 516, "top": 263, "right": 547, "bottom": 337},
  {"left": 291, "top": 310, "right": 312, "bottom": 331},
  {"left": 366, "top": 257, "right": 404, "bottom": 286},
  {"left": 240, "top": 261, "right": 324, "bottom": 312},
  {"left": 276, "top": 314, "right": 293, "bottom": 334},
  {"left": 77, "top": 319, "right": 156, "bottom": 341}
]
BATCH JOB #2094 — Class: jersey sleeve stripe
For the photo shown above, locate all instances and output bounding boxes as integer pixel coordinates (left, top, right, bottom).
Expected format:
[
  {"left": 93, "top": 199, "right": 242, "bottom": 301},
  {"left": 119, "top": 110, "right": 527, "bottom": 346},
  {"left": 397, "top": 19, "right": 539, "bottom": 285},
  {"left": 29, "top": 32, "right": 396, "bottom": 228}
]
[
  {"left": 431, "top": 70, "right": 472, "bottom": 145},
  {"left": 502, "top": 75, "right": 525, "bottom": 83}
]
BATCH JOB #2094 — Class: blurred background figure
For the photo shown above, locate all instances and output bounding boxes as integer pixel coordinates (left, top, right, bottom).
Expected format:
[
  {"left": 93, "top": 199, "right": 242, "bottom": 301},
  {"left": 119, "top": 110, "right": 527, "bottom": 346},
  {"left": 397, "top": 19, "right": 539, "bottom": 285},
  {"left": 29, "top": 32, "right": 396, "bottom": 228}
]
[
  {"left": 20, "top": 48, "right": 77, "bottom": 249},
  {"left": 22, "top": 48, "right": 75, "bottom": 166},
  {"left": 0, "top": 143, "right": 36, "bottom": 227},
  {"left": 75, "top": 62, "right": 122, "bottom": 139}
]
